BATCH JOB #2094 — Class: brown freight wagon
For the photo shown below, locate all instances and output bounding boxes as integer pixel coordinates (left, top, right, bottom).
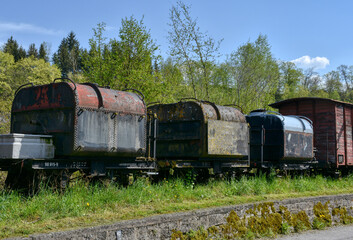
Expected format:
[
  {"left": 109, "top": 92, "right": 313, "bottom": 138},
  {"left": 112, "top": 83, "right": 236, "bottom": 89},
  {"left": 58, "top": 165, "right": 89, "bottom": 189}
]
[{"left": 269, "top": 97, "right": 353, "bottom": 170}]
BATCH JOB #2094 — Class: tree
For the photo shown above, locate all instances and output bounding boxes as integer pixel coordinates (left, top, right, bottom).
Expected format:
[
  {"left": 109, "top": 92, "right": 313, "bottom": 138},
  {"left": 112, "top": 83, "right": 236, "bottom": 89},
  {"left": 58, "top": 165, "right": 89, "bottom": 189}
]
[
  {"left": 2, "top": 36, "right": 26, "bottom": 62},
  {"left": 0, "top": 51, "right": 15, "bottom": 133},
  {"left": 158, "top": 57, "right": 190, "bottom": 102},
  {"left": 0, "top": 51, "right": 15, "bottom": 82},
  {"left": 39, "top": 42, "right": 50, "bottom": 62},
  {"left": 27, "top": 43, "right": 38, "bottom": 58},
  {"left": 82, "top": 19, "right": 164, "bottom": 102},
  {"left": 277, "top": 61, "right": 303, "bottom": 100},
  {"left": 53, "top": 31, "right": 82, "bottom": 77},
  {"left": 168, "top": 1, "right": 222, "bottom": 100},
  {"left": 337, "top": 65, "right": 353, "bottom": 101},
  {"left": 0, "top": 51, "right": 60, "bottom": 133},
  {"left": 112, "top": 16, "right": 159, "bottom": 91},
  {"left": 324, "top": 70, "right": 342, "bottom": 100},
  {"left": 18, "top": 47, "right": 26, "bottom": 60},
  {"left": 302, "top": 68, "right": 321, "bottom": 91},
  {"left": 227, "top": 34, "right": 279, "bottom": 113},
  {"left": 9, "top": 56, "right": 61, "bottom": 90},
  {"left": 82, "top": 23, "right": 109, "bottom": 85},
  {"left": 208, "top": 63, "right": 233, "bottom": 104}
]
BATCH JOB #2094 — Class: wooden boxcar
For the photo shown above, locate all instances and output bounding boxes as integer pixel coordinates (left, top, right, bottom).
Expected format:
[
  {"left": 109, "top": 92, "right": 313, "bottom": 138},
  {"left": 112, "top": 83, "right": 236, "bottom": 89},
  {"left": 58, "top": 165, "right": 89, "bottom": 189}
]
[{"left": 269, "top": 97, "right": 353, "bottom": 169}]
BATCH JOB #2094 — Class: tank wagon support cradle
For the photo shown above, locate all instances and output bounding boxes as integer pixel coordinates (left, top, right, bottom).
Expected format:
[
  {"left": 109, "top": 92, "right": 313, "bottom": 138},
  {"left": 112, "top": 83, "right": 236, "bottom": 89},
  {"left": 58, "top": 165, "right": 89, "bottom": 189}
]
[{"left": 3, "top": 158, "right": 158, "bottom": 188}]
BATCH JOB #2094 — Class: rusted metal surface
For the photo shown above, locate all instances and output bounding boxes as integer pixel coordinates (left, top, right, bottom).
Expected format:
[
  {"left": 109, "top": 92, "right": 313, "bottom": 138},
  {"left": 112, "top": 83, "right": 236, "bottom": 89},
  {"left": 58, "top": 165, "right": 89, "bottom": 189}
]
[
  {"left": 284, "top": 131, "right": 313, "bottom": 159},
  {"left": 11, "top": 81, "right": 147, "bottom": 158},
  {"left": 270, "top": 97, "right": 353, "bottom": 168},
  {"left": 148, "top": 101, "right": 249, "bottom": 160},
  {"left": 75, "top": 84, "right": 145, "bottom": 114},
  {"left": 12, "top": 82, "right": 75, "bottom": 111},
  {"left": 246, "top": 110, "right": 314, "bottom": 165},
  {"left": 149, "top": 101, "right": 246, "bottom": 123},
  {"left": 207, "top": 120, "right": 248, "bottom": 156}
]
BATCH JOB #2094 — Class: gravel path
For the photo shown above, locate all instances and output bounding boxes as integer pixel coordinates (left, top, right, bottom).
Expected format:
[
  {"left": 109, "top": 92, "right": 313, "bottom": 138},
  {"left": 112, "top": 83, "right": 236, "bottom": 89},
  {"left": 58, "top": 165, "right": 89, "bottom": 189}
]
[{"left": 274, "top": 224, "right": 353, "bottom": 240}]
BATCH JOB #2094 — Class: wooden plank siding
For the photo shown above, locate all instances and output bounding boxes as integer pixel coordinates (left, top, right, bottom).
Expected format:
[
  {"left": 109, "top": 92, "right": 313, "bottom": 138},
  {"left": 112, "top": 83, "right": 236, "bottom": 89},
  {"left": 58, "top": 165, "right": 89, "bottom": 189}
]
[{"left": 270, "top": 98, "right": 353, "bottom": 168}]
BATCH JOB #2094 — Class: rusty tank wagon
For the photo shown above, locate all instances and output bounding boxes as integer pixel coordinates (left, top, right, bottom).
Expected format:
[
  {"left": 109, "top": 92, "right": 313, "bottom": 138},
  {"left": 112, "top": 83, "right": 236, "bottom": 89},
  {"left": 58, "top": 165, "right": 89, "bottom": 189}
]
[
  {"left": 148, "top": 100, "right": 249, "bottom": 173},
  {"left": 1, "top": 78, "right": 157, "bottom": 188}
]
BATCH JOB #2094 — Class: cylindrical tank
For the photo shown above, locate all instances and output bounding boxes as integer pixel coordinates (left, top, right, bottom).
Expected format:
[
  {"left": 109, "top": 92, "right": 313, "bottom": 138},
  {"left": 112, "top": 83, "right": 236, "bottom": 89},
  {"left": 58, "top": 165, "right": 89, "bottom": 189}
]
[
  {"left": 246, "top": 110, "right": 314, "bottom": 166},
  {"left": 11, "top": 81, "right": 146, "bottom": 157},
  {"left": 148, "top": 100, "right": 249, "bottom": 160}
]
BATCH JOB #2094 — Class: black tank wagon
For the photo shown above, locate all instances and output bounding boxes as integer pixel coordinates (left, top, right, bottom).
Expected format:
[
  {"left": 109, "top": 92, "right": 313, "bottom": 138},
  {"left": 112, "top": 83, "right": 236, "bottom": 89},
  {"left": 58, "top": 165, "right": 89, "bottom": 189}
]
[{"left": 246, "top": 110, "right": 314, "bottom": 170}]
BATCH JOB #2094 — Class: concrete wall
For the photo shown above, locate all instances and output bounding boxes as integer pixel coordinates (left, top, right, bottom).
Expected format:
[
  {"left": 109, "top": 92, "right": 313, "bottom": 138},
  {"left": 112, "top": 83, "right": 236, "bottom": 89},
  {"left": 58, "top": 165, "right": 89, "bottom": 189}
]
[{"left": 10, "top": 194, "right": 353, "bottom": 240}]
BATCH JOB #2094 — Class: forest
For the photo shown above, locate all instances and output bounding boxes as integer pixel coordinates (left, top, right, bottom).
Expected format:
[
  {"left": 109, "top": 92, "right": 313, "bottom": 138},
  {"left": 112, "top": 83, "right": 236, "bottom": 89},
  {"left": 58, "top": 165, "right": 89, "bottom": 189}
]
[{"left": 0, "top": 2, "right": 351, "bottom": 134}]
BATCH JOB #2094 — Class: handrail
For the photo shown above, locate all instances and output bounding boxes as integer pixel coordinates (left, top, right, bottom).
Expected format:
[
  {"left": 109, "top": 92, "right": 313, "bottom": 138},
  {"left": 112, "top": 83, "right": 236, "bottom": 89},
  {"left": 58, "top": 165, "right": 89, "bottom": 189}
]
[
  {"left": 83, "top": 83, "right": 104, "bottom": 109},
  {"left": 287, "top": 115, "right": 313, "bottom": 130},
  {"left": 53, "top": 78, "right": 77, "bottom": 91},
  {"left": 297, "top": 115, "right": 313, "bottom": 125},
  {"left": 14, "top": 83, "right": 34, "bottom": 96}
]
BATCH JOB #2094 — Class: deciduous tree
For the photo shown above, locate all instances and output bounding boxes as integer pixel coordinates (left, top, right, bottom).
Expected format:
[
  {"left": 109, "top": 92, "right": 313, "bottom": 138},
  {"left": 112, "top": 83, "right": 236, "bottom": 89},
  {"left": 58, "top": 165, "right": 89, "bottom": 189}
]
[
  {"left": 227, "top": 34, "right": 279, "bottom": 112},
  {"left": 168, "top": 1, "right": 222, "bottom": 100}
]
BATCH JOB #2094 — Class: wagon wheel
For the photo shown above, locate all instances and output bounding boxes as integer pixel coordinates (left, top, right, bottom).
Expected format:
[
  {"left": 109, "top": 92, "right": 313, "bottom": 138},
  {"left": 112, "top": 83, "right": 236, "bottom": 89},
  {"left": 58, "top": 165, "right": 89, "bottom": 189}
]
[
  {"left": 5, "top": 165, "right": 35, "bottom": 193},
  {"left": 44, "top": 170, "right": 72, "bottom": 192}
]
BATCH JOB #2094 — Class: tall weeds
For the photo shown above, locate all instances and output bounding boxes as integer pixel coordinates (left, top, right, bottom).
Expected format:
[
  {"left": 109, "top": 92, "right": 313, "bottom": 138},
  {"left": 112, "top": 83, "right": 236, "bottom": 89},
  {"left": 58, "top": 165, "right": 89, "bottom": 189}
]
[{"left": 1, "top": 174, "right": 353, "bottom": 238}]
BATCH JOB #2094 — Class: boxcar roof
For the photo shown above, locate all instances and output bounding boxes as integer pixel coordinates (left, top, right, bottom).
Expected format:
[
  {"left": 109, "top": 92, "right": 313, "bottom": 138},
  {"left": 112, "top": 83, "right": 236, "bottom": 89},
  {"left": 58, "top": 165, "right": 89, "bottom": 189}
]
[{"left": 269, "top": 97, "right": 353, "bottom": 108}]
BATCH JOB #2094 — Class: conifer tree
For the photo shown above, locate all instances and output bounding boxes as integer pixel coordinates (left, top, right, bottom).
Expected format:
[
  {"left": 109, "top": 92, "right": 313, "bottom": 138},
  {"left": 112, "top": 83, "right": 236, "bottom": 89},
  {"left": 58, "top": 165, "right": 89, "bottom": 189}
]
[
  {"left": 53, "top": 31, "right": 82, "bottom": 77},
  {"left": 39, "top": 42, "right": 50, "bottom": 62},
  {"left": 27, "top": 43, "right": 38, "bottom": 58}
]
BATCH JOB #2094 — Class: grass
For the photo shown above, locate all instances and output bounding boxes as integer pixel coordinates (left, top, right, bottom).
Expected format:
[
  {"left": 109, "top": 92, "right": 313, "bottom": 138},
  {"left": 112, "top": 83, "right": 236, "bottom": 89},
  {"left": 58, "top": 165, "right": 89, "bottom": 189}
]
[{"left": 1, "top": 173, "right": 353, "bottom": 238}]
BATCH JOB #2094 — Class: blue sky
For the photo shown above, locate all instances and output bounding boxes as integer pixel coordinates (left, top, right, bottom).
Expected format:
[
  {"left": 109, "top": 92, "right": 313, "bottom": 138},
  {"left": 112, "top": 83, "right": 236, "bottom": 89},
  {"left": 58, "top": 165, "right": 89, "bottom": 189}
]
[{"left": 1, "top": 0, "right": 353, "bottom": 74}]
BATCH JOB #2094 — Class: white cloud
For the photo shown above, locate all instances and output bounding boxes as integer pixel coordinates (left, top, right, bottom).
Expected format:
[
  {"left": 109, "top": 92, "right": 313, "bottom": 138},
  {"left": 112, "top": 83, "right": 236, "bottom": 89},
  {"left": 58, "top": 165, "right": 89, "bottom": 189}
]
[
  {"left": 0, "top": 22, "right": 62, "bottom": 36},
  {"left": 291, "top": 55, "right": 330, "bottom": 70}
]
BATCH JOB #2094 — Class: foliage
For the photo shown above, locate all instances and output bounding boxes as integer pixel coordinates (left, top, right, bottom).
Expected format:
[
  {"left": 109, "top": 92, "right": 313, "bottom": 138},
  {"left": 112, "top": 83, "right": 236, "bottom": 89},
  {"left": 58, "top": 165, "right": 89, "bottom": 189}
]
[
  {"left": 2, "top": 37, "right": 49, "bottom": 63},
  {"left": 0, "top": 51, "right": 61, "bottom": 133},
  {"left": 53, "top": 32, "right": 83, "bottom": 77},
  {"left": 2, "top": 36, "right": 26, "bottom": 62},
  {"left": 227, "top": 34, "right": 280, "bottom": 113},
  {"left": 27, "top": 43, "right": 39, "bottom": 58},
  {"left": 332, "top": 206, "right": 353, "bottom": 224},
  {"left": 2, "top": 173, "right": 353, "bottom": 238},
  {"left": 158, "top": 57, "right": 191, "bottom": 103},
  {"left": 38, "top": 42, "right": 50, "bottom": 62},
  {"left": 82, "top": 18, "right": 182, "bottom": 103},
  {"left": 172, "top": 200, "right": 353, "bottom": 239},
  {"left": 277, "top": 61, "right": 303, "bottom": 100},
  {"left": 168, "top": 1, "right": 222, "bottom": 100},
  {"left": 313, "top": 201, "right": 332, "bottom": 228},
  {"left": 81, "top": 23, "right": 109, "bottom": 85}
]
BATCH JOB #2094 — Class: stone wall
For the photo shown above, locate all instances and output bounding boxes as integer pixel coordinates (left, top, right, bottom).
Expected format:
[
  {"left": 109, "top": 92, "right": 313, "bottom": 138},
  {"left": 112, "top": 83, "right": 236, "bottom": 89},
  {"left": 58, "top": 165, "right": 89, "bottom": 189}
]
[{"left": 10, "top": 194, "right": 353, "bottom": 240}]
